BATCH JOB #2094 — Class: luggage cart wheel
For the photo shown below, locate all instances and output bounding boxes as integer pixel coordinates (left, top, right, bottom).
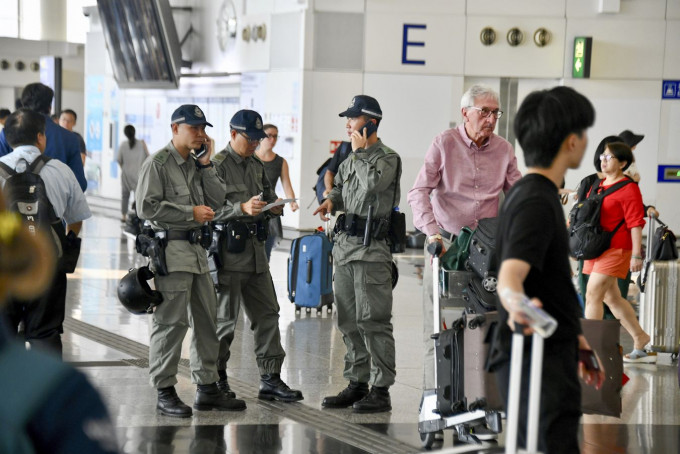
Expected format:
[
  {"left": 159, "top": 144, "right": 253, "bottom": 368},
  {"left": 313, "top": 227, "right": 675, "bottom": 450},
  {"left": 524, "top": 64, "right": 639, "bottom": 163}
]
[
  {"left": 295, "top": 305, "right": 301, "bottom": 314},
  {"left": 672, "top": 352, "right": 678, "bottom": 362},
  {"left": 316, "top": 308, "right": 322, "bottom": 315},
  {"left": 305, "top": 307, "right": 312, "bottom": 314},
  {"left": 420, "top": 431, "right": 437, "bottom": 449}
]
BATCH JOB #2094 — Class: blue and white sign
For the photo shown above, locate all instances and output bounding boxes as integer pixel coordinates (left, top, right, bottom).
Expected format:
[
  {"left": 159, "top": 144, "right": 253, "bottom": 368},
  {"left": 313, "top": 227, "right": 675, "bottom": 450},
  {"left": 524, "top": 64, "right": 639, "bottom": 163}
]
[{"left": 662, "top": 80, "right": 680, "bottom": 99}]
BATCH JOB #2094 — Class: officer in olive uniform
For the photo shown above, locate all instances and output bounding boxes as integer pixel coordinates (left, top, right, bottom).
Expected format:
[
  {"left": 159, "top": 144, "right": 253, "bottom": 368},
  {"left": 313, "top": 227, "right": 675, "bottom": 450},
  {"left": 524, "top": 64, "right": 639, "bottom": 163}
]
[
  {"left": 314, "top": 95, "right": 400, "bottom": 413},
  {"left": 136, "top": 105, "right": 246, "bottom": 418},
  {"left": 212, "top": 109, "right": 303, "bottom": 403}
]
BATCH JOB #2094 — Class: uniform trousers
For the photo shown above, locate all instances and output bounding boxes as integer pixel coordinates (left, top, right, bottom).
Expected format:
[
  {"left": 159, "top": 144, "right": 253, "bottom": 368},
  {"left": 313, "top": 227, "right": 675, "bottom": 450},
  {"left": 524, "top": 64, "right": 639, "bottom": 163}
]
[
  {"left": 149, "top": 271, "right": 220, "bottom": 388},
  {"left": 215, "top": 269, "right": 285, "bottom": 375},
  {"left": 334, "top": 259, "right": 396, "bottom": 387},
  {"left": 421, "top": 236, "right": 455, "bottom": 389}
]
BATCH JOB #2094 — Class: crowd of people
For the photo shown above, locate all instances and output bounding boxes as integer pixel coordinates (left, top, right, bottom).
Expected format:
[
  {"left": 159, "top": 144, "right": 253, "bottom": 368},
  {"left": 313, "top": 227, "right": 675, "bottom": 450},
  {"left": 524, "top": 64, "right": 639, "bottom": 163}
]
[{"left": 0, "top": 80, "right": 662, "bottom": 453}]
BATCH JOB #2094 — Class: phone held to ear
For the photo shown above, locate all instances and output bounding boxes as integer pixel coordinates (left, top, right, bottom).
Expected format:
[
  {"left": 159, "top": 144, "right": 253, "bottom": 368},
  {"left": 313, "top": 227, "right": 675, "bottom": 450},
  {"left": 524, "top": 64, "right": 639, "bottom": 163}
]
[
  {"left": 362, "top": 120, "right": 377, "bottom": 137},
  {"left": 195, "top": 144, "right": 208, "bottom": 159}
]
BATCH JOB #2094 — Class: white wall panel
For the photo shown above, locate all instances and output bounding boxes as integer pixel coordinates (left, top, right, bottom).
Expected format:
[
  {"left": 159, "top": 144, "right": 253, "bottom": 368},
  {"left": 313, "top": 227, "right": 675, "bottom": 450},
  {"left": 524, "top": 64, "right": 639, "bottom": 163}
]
[
  {"left": 465, "top": 17, "right": 566, "bottom": 78},
  {"left": 664, "top": 21, "right": 680, "bottom": 77},
  {"left": 314, "top": 0, "right": 365, "bottom": 13},
  {"left": 564, "top": 19, "right": 665, "bottom": 79},
  {"left": 669, "top": 0, "right": 680, "bottom": 19},
  {"left": 363, "top": 73, "right": 464, "bottom": 231},
  {"left": 467, "top": 0, "right": 565, "bottom": 17},
  {"left": 567, "top": 0, "right": 666, "bottom": 18},
  {"left": 366, "top": 0, "right": 463, "bottom": 14},
  {"left": 364, "top": 13, "right": 465, "bottom": 75}
]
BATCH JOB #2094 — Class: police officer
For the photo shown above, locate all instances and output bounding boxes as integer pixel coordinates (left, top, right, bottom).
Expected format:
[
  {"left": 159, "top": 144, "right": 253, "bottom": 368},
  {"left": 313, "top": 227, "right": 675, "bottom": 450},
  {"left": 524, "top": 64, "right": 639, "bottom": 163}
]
[
  {"left": 212, "top": 109, "right": 303, "bottom": 403},
  {"left": 136, "top": 104, "right": 246, "bottom": 418},
  {"left": 313, "top": 95, "right": 400, "bottom": 413}
]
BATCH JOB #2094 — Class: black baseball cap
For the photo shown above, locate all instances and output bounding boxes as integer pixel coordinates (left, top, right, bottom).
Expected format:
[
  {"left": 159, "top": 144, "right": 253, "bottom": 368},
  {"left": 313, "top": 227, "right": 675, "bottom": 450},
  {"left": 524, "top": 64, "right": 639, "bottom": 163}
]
[
  {"left": 618, "top": 130, "right": 644, "bottom": 148},
  {"left": 171, "top": 104, "right": 213, "bottom": 127},
  {"left": 338, "top": 95, "right": 382, "bottom": 119},
  {"left": 229, "top": 109, "right": 267, "bottom": 140}
]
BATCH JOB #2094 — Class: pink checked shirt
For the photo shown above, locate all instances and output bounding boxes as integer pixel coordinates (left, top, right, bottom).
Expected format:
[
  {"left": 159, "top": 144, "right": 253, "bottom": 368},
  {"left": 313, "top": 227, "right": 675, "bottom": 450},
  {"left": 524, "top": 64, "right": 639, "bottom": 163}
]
[{"left": 407, "top": 124, "right": 521, "bottom": 236}]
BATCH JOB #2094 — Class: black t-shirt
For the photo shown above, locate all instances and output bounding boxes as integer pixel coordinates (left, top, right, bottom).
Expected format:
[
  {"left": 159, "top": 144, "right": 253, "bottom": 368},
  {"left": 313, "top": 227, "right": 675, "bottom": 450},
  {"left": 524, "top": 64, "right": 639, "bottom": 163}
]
[{"left": 496, "top": 174, "right": 582, "bottom": 351}]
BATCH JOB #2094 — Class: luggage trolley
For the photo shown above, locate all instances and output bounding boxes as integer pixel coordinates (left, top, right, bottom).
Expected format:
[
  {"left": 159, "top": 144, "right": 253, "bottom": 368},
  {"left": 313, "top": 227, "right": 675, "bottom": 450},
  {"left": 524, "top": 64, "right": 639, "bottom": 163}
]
[{"left": 418, "top": 241, "right": 502, "bottom": 449}]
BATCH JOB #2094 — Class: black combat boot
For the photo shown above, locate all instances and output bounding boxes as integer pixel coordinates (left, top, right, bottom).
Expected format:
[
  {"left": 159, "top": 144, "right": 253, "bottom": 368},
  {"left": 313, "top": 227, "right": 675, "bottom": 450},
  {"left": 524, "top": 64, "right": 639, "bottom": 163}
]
[
  {"left": 157, "top": 386, "right": 193, "bottom": 418},
  {"left": 352, "top": 386, "right": 391, "bottom": 413},
  {"left": 258, "top": 373, "right": 304, "bottom": 402},
  {"left": 321, "top": 381, "right": 369, "bottom": 408},
  {"left": 217, "top": 369, "right": 236, "bottom": 398},
  {"left": 194, "top": 383, "right": 246, "bottom": 411}
]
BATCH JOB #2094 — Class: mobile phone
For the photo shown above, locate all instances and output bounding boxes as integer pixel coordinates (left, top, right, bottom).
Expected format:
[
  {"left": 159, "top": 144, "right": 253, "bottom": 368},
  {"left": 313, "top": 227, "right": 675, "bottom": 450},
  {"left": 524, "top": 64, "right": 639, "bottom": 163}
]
[
  {"left": 578, "top": 349, "right": 600, "bottom": 372},
  {"left": 195, "top": 144, "right": 208, "bottom": 159},
  {"left": 362, "top": 120, "right": 377, "bottom": 137}
]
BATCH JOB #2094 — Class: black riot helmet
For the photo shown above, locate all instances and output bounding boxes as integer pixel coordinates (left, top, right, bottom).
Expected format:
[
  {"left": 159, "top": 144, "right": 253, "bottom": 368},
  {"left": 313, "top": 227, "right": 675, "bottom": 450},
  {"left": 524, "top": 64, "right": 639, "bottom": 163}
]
[
  {"left": 391, "top": 260, "right": 399, "bottom": 289},
  {"left": 118, "top": 266, "right": 163, "bottom": 314}
]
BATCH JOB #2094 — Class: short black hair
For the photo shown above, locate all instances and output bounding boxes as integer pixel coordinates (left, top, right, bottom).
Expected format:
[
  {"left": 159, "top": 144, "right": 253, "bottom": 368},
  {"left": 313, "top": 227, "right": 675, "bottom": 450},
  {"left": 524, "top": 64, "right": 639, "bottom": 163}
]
[
  {"left": 4, "top": 108, "right": 46, "bottom": 148},
  {"left": 0, "top": 109, "right": 10, "bottom": 119},
  {"left": 514, "top": 86, "right": 595, "bottom": 168},
  {"left": 20, "top": 83, "right": 54, "bottom": 114},
  {"left": 604, "top": 141, "right": 634, "bottom": 172},
  {"left": 59, "top": 109, "right": 77, "bottom": 121},
  {"left": 592, "top": 135, "right": 623, "bottom": 172}
]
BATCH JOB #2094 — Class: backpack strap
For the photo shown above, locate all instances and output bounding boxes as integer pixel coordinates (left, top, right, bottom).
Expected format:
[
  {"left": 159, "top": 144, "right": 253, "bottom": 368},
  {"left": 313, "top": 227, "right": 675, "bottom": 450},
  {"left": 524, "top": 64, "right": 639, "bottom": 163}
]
[
  {"left": 590, "top": 178, "right": 633, "bottom": 199},
  {"left": 28, "top": 154, "right": 51, "bottom": 174},
  {"left": 0, "top": 161, "right": 14, "bottom": 178}
]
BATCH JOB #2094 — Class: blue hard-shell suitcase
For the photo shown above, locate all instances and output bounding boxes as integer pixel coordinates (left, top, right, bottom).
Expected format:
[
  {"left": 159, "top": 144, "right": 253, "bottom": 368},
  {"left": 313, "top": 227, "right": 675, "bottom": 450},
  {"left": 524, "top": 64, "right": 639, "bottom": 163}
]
[{"left": 287, "top": 231, "right": 334, "bottom": 315}]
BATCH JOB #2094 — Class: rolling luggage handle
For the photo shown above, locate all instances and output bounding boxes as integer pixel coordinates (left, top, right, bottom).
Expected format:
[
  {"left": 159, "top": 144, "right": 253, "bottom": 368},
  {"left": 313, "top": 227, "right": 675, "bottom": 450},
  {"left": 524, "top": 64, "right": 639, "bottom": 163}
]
[{"left": 504, "top": 295, "right": 558, "bottom": 454}]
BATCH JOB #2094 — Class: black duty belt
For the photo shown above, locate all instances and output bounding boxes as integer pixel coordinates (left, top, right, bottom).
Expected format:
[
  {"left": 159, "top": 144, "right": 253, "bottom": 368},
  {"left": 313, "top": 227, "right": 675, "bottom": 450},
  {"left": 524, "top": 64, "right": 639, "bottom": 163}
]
[{"left": 166, "top": 230, "right": 196, "bottom": 241}]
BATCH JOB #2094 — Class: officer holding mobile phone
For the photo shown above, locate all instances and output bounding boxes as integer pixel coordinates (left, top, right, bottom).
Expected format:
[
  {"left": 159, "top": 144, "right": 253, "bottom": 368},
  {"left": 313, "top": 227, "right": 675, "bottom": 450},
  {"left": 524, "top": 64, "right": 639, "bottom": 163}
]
[
  {"left": 136, "top": 104, "right": 246, "bottom": 417},
  {"left": 314, "top": 95, "right": 401, "bottom": 413}
]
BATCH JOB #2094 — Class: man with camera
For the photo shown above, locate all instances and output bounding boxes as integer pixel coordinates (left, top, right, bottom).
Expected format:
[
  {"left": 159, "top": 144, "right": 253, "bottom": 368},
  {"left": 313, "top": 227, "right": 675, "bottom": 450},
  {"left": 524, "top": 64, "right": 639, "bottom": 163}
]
[
  {"left": 314, "top": 95, "right": 401, "bottom": 413},
  {"left": 136, "top": 104, "right": 245, "bottom": 418},
  {"left": 211, "top": 109, "right": 303, "bottom": 403}
]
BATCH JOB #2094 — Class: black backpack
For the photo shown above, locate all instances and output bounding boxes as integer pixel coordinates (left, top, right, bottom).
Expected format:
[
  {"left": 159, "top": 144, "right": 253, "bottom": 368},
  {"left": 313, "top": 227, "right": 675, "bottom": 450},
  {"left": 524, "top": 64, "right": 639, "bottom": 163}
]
[
  {"left": 0, "top": 155, "right": 66, "bottom": 258},
  {"left": 568, "top": 178, "right": 633, "bottom": 260}
]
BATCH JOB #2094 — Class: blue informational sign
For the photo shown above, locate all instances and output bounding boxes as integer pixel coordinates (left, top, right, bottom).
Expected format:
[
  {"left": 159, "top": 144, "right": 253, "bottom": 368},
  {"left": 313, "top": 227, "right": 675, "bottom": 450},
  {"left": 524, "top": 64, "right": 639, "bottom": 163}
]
[
  {"left": 657, "top": 165, "right": 680, "bottom": 183},
  {"left": 86, "top": 76, "right": 104, "bottom": 152},
  {"left": 662, "top": 80, "right": 680, "bottom": 99}
]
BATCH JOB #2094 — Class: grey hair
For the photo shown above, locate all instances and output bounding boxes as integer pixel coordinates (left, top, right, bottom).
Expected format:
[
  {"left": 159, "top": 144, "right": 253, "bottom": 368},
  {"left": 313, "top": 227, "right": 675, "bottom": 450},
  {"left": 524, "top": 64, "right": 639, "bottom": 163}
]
[{"left": 460, "top": 84, "right": 500, "bottom": 110}]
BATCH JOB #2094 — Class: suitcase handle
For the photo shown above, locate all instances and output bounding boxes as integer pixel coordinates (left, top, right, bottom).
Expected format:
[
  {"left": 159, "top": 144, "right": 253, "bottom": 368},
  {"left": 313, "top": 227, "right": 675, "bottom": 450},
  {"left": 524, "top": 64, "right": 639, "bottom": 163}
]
[{"left": 306, "top": 259, "right": 312, "bottom": 284}]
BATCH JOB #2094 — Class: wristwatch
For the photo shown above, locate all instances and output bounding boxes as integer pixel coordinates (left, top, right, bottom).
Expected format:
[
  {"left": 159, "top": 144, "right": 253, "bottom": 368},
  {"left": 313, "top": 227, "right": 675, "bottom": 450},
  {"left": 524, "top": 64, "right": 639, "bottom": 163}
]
[{"left": 428, "top": 233, "right": 442, "bottom": 242}]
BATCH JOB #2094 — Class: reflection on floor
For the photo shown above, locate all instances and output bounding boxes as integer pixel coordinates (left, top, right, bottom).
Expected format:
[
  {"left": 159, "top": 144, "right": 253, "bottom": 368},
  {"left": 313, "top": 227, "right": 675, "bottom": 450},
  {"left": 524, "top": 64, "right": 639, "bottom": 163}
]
[{"left": 59, "top": 213, "right": 679, "bottom": 453}]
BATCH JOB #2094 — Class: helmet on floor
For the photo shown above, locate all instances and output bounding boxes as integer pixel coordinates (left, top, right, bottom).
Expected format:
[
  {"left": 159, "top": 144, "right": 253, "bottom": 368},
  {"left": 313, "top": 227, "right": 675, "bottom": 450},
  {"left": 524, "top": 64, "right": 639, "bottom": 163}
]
[{"left": 118, "top": 266, "right": 163, "bottom": 314}]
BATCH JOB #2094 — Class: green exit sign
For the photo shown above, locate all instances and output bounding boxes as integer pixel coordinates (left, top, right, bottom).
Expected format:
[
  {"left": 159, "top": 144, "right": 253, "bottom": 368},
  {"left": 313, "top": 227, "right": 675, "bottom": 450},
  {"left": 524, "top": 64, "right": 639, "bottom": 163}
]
[{"left": 573, "top": 37, "right": 592, "bottom": 79}]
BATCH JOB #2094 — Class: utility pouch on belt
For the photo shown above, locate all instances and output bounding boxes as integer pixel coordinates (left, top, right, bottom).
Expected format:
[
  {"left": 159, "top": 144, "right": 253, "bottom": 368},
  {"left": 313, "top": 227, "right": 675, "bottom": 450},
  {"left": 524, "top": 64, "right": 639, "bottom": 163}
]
[
  {"left": 225, "top": 220, "right": 249, "bottom": 253},
  {"left": 256, "top": 221, "right": 268, "bottom": 242},
  {"left": 373, "top": 216, "right": 390, "bottom": 241},
  {"left": 388, "top": 209, "right": 406, "bottom": 253}
]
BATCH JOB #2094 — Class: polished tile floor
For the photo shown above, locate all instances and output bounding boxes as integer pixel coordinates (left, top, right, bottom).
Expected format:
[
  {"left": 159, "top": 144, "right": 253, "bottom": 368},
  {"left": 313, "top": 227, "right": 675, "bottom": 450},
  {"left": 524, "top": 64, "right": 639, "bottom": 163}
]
[{"left": 61, "top": 211, "right": 680, "bottom": 453}]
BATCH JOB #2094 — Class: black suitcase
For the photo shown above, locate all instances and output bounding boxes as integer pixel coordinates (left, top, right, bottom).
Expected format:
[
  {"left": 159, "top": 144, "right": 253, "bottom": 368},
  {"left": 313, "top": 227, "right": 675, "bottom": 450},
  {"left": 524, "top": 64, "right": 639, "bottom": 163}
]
[
  {"left": 434, "top": 317, "right": 466, "bottom": 416},
  {"left": 464, "top": 276, "right": 498, "bottom": 314},
  {"left": 467, "top": 217, "right": 499, "bottom": 287}
]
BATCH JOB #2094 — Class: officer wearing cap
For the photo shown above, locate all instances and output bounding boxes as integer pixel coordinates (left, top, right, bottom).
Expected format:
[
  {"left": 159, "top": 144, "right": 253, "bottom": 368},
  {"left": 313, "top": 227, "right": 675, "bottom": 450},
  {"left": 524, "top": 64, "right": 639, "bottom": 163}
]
[
  {"left": 211, "top": 109, "right": 303, "bottom": 403},
  {"left": 314, "top": 95, "right": 400, "bottom": 413},
  {"left": 136, "top": 104, "right": 246, "bottom": 417}
]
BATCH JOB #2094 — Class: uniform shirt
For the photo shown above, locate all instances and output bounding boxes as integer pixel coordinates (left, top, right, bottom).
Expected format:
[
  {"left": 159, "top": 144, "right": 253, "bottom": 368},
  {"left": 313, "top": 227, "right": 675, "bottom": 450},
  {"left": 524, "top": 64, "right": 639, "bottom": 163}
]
[
  {"left": 407, "top": 124, "right": 521, "bottom": 236},
  {"left": 0, "top": 114, "right": 87, "bottom": 192},
  {"left": 212, "top": 142, "right": 279, "bottom": 273},
  {"left": 0, "top": 145, "right": 91, "bottom": 225},
  {"left": 135, "top": 141, "right": 226, "bottom": 274},
  {"left": 495, "top": 174, "right": 582, "bottom": 347},
  {"left": 327, "top": 139, "right": 400, "bottom": 266},
  {"left": 586, "top": 179, "right": 645, "bottom": 250}
]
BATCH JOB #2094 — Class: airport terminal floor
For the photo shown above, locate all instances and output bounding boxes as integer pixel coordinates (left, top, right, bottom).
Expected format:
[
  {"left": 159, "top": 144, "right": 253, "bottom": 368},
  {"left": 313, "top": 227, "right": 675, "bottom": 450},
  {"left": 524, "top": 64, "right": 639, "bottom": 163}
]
[{"left": 61, "top": 210, "right": 680, "bottom": 453}]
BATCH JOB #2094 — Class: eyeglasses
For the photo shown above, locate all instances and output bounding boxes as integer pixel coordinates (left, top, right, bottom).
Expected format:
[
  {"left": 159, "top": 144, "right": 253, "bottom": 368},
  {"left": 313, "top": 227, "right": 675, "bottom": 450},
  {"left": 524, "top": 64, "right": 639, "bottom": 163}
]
[
  {"left": 599, "top": 154, "right": 616, "bottom": 161},
  {"left": 239, "top": 132, "right": 262, "bottom": 144},
  {"left": 468, "top": 106, "right": 503, "bottom": 119},
  {"left": 266, "top": 133, "right": 278, "bottom": 140}
]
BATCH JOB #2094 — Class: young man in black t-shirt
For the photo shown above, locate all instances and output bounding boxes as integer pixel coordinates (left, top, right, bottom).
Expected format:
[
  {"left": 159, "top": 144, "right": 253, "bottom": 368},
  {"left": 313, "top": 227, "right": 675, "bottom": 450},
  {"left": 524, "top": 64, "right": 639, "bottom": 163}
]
[{"left": 492, "top": 86, "right": 605, "bottom": 453}]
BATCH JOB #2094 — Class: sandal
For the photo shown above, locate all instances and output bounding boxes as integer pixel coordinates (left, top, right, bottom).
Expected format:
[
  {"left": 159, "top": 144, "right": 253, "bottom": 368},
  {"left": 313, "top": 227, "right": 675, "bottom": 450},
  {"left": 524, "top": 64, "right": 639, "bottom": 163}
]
[{"left": 623, "top": 349, "right": 657, "bottom": 364}]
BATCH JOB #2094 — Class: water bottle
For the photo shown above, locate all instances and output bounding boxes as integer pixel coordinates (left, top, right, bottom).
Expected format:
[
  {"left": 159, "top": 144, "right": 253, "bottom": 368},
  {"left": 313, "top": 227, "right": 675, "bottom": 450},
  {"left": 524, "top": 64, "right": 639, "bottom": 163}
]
[{"left": 518, "top": 296, "right": 558, "bottom": 339}]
